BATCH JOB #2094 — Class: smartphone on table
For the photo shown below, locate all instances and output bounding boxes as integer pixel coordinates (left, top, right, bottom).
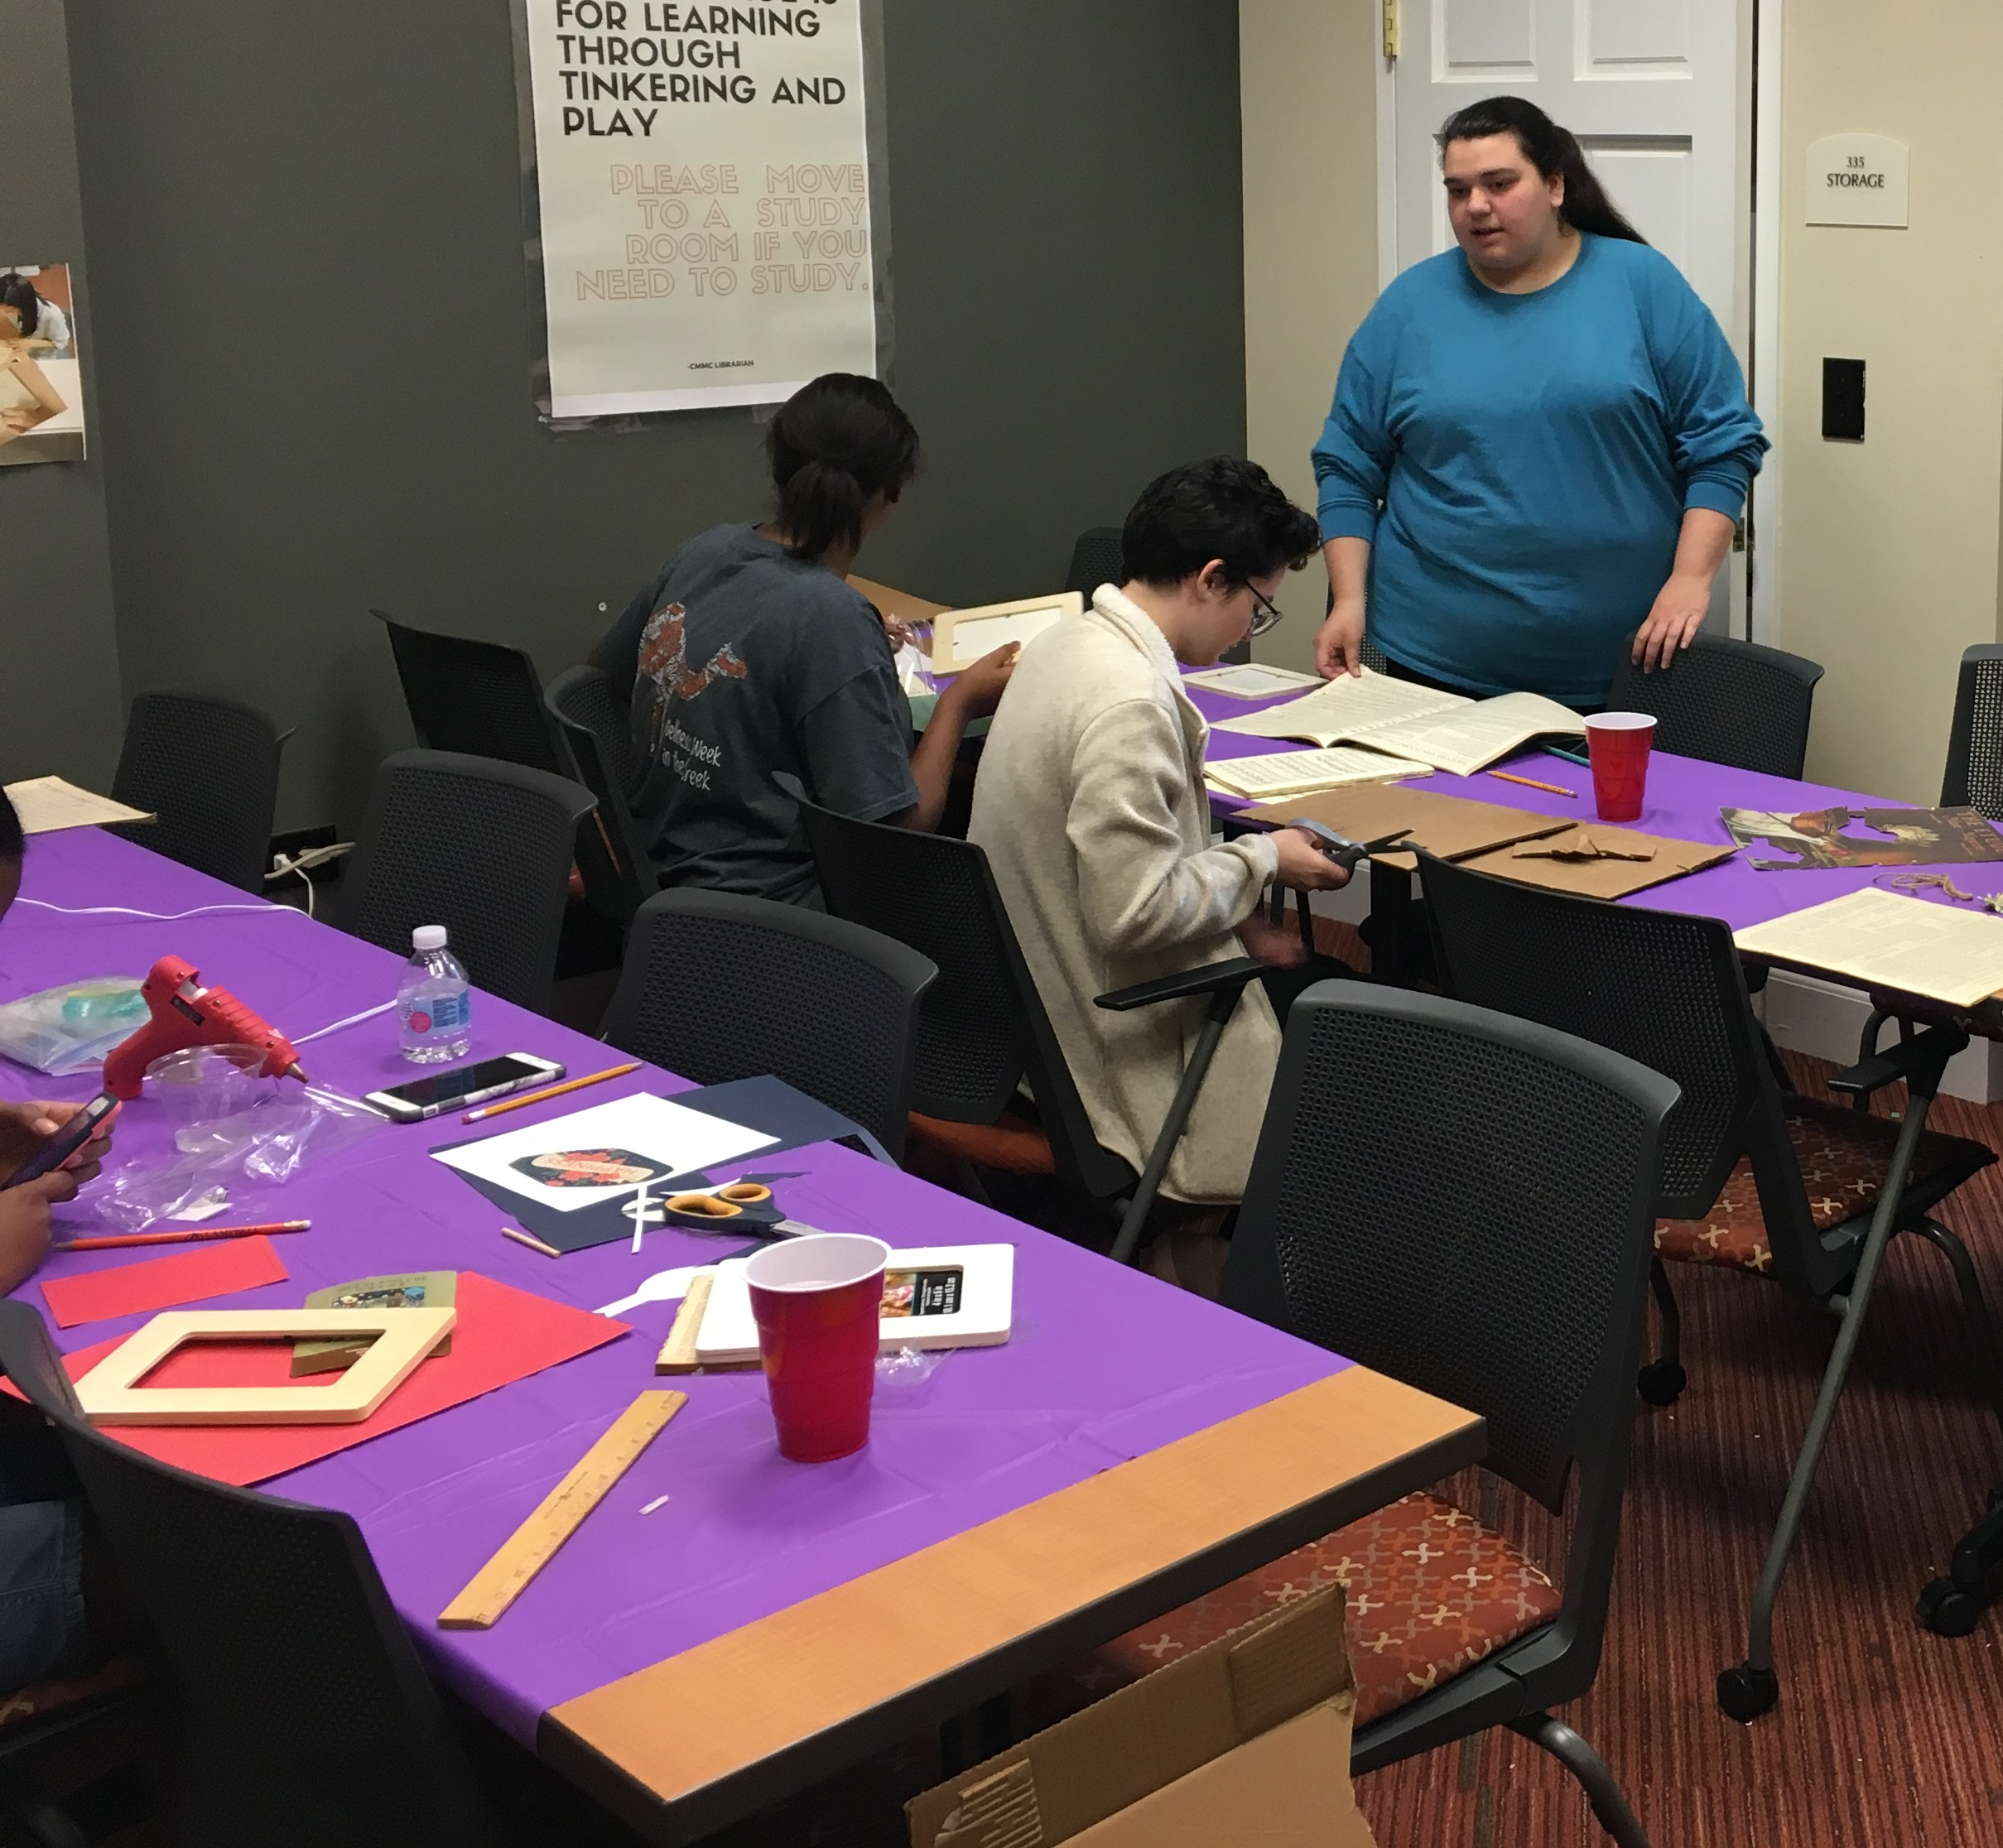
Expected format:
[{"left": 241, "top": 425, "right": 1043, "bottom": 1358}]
[
  {"left": 364, "top": 1055, "right": 566, "bottom": 1124},
  {"left": 2, "top": 1092, "right": 120, "bottom": 1189}
]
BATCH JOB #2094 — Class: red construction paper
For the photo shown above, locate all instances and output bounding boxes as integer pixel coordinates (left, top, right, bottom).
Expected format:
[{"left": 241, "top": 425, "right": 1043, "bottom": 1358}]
[
  {"left": 52, "top": 1273, "right": 629, "bottom": 1486},
  {"left": 40, "top": 1237, "right": 289, "bottom": 1329}
]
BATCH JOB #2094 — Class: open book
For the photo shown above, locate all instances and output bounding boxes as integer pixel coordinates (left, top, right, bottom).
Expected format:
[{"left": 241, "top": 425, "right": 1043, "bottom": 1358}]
[{"left": 1211, "top": 667, "right": 1586, "bottom": 779}]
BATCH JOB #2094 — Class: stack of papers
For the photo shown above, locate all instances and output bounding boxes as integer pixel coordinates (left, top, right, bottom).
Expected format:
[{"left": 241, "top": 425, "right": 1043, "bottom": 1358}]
[
  {"left": 1732, "top": 888, "right": 2003, "bottom": 1008},
  {"left": 1206, "top": 745, "right": 1431, "bottom": 801},
  {"left": 3, "top": 777, "right": 153, "bottom": 834},
  {"left": 1211, "top": 667, "right": 1584, "bottom": 778}
]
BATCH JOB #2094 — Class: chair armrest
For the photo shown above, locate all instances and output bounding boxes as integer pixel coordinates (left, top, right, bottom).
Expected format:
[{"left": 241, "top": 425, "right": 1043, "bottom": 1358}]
[
  {"left": 1828, "top": 1020, "right": 1970, "bottom": 1096},
  {"left": 1095, "top": 958, "right": 1264, "bottom": 1013}
]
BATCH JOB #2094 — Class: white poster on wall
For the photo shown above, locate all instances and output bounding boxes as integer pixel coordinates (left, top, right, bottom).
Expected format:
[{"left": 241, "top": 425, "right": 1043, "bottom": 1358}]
[{"left": 518, "top": 0, "right": 882, "bottom": 419}]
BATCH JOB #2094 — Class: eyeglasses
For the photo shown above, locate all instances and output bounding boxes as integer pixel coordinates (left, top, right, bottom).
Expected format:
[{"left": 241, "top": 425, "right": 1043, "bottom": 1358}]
[{"left": 1247, "top": 586, "right": 1285, "bottom": 638}]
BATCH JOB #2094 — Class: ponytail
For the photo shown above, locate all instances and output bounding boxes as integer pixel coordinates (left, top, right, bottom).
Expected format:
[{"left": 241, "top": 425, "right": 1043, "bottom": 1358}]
[
  {"left": 1437, "top": 96, "right": 1647, "bottom": 245},
  {"left": 765, "top": 373, "right": 920, "bottom": 562}
]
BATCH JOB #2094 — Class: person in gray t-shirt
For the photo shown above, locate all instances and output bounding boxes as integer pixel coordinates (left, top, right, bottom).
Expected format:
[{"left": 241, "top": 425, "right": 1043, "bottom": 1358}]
[{"left": 596, "top": 375, "right": 1015, "bottom": 907}]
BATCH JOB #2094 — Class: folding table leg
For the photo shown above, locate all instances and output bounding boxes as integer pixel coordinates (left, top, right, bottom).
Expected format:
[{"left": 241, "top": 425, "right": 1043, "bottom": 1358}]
[{"left": 1716, "top": 1096, "right": 1933, "bottom": 1724}]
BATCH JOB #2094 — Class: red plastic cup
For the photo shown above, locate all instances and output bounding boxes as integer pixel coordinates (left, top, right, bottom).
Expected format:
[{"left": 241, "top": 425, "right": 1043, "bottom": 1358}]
[
  {"left": 745, "top": 1234, "right": 889, "bottom": 1463},
  {"left": 1584, "top": 713, "right": 1657, "bottom": 824}
]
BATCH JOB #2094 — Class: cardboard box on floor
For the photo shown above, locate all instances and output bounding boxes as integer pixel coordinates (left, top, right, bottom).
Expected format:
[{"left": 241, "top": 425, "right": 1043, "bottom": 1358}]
[{"left": 906, "top": 1586, "right": 1375, "bottom": 1848}]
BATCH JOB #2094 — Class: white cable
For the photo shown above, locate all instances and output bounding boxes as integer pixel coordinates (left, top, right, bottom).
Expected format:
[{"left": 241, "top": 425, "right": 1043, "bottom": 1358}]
[
  {"left": 293, "top": 1001, "right": 397, "bottom": 1046},
  {"left": 15, "top": 899, "right": 301, "bottom": 922}
]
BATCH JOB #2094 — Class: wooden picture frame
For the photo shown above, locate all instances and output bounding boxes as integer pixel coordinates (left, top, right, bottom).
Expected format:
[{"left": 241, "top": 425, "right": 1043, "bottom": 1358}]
[
  {"left": 75, "top": 1307, "right": 456, "bottom": 1427},
  {"left": 927, "top": 593, "right": 1082, "bottom": 675}
]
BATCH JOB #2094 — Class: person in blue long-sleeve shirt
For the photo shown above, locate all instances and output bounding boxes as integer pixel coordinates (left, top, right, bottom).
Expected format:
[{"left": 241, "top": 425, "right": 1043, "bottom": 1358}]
[{"left": 1312, "top": 95, "right": 1769, "bottom": 710}]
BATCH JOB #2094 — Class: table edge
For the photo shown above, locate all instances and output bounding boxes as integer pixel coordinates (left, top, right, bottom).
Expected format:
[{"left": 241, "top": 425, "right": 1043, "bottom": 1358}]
[{"left": 539, "top": 1364, "right": 1481, "bottom": 1843}]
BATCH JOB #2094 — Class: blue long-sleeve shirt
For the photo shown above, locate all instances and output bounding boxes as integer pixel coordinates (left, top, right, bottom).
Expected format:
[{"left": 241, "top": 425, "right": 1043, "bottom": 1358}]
[{"left": 1312, "top": 234, "right": 1768, "bottom": 706}]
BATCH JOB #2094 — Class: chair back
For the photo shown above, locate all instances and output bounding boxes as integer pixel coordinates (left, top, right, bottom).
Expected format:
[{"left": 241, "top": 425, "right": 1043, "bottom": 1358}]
[
  {"left": 600, "top": 888, "right": 936, "bottom": 1160},
  {"left": 1222, "top": 986, "right": 1678, "bottom": 1674},
  {"left": 108, "top": 691, "right": 287, "bottom": 893},
  {"left": 338, "top": 749, "right": 595, "bottom": 1013},
  {"left": 545, "top": 666, "right": 655, "bottom": 926},
  {"left": 0, "top": 1302, "right": 490, "bottom": 1848},
  {"left": 1941, "top": 643, "right": 2003, "bottom": 816},
  {"left": 793, "top": 791, "right": 1136, "bottom": 1202},
  {"left": 373, "top": 610, "right": 566, "bottom": 776},
  {"left": 1062, "top": 527, "right": 1124, "bottom": 604},
  {"left": 1604, "top": 632, "right": 1824, "bottom": 778},
  {"left": 1419, "top": 852, "right": 1830, "bottom": 1294}
]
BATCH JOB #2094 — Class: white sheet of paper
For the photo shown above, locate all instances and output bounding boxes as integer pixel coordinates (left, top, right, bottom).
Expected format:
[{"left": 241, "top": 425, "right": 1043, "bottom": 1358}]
[
  {"left": 431, "top": 1091, "right": 778, "bottom": 1213},
  {"left": 1367, "top": 691, "right": 1585, "bottom": 778},
  {"left": 3, "top": 777, "right": 153, "bottom": 834},
  {"left": 1205, "top": 745, "right": 1432, "bottom": 796},
  {"left": 1182, "top": 663, "right": 1327, "bottom": 700},
  {"left": 950, "top": 606, "right": 1067, "bottom": 657},
  {"left": 1734, "top": 888, "right": 2003, "bottom": 1009}
]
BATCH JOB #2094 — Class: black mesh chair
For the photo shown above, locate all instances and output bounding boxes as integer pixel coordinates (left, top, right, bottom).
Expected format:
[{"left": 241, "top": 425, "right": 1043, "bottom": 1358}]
[
  {"left": 1418, "top": 853, "right": 2003, "bottom": 1719},
  {"left": 373, "top": 610, "right": 628, "bottom": 925},
  {"left": 793, "top": 787, "right": 1262, "bottom": 1262},
  {"left": 0, "top": 1301, "right": 493, "bottom": 1848},
  {"left": 1048, "top": 986, "right": 1678, "bottom": 1847},
  {"left": 1062, "top": 527, "right": 1124, "bottom": 604},
  {"left": 106, "top": 691, "right": 289, "bottom": 892},
  {"left": 599, "top": 888, "right": 936, "bottom": 1162},
  {"left": 338, "top": 749, "right": 596, "bottom": 1015},
  {"left": 1940, "top": 642, "right": 2003, "bottom": 816},
  {"left": 545, "top": 667, "right": 656, "bottom": 928},
  {"left": 1603, "top": 632, "right": 1824, "bottom": 777}
]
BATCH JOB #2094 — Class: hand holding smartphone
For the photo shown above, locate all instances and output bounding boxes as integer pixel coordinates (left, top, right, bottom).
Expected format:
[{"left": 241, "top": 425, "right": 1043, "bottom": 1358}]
[{"left": 2, "top": 1092, "right": 120, "bottom": 1190}]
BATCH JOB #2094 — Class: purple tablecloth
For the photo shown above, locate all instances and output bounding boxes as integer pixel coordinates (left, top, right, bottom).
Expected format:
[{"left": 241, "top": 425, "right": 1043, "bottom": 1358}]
[
  {"left": 0, "top": 830, "right": 1346, "bottom": 1744},
  {"left": 1192, "top": 682, "right": 2003, "bottom": 931}
]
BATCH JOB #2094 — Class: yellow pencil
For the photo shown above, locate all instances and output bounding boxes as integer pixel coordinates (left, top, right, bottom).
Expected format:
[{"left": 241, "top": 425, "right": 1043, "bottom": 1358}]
[
  {"left": 463, "top": 1062, "right": 642, "bottom": 1124},
  {"left": 1487, "top": 769, "right": 1577, "bottom": 799}
]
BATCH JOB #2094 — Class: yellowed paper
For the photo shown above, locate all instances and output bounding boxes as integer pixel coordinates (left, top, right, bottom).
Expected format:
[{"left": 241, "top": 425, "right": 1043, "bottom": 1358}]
[
  {"left": 3, "top": 777, "right": 152, "bottom": 834},
  {"left": 1733, "top": 887, "right": 2003, "bottom": 1008},
  {"left": 1363, "top": 691, "right": 1586, "bottom": 778},
  {"left": 1211, "top": 667, "right": 1462, "bottom": 744},
  {"left": 1205, "top": 745, "right": 1432, "bottom": 799}
]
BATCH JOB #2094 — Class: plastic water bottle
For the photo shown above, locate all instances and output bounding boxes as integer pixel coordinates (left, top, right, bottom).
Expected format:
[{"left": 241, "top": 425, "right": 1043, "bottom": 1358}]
[{"left": 397, "top": 926, "right": 471, "bottom": 1064}]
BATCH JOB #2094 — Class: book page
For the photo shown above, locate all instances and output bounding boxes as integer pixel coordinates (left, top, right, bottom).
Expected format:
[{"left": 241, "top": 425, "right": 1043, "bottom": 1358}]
[
  {"left": 2, "top": 777, "right": 153, "bottom": 834},
  {"left": 1362, "top": 691, "right": 1586, "bottom": 778},
  {"left": 1211, "top": 667, "right": 1466, "bottom": 744},
  {"left": 1206, "top": 746, "right": 1432, "bottom": 798},
  {"left": 1733, "top": 888, "right": 2003, "bottom": 1009}
]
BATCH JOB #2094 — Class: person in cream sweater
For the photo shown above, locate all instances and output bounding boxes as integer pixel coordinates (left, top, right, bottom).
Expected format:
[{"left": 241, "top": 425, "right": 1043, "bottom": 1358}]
[{"left": 970, "top": 460, "right": 1347, "bottom": 1259}]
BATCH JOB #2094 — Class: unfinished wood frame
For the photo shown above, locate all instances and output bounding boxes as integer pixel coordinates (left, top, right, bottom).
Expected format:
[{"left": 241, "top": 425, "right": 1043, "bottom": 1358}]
[
  {"left": 75, "top": 1307, "right": 456, "bottom": 1426},
  {"left": 927, "top": 593, "right": 1083, "bottom": 675}
]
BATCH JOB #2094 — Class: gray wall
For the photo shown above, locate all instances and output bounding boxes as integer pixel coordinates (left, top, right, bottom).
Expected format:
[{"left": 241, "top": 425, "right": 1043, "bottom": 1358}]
[
  {"left": 0, "top": 0, "right": 125, "bottom": 789},
  {"left": 64, "top": 0, "right": 1245, "bottom": 832}
]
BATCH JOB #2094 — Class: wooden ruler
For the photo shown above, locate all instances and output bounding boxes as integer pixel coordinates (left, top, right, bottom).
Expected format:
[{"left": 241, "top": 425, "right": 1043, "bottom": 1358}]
[
  {"left": 438, "top": 1389, "right": 686, "bottom": 1629},
  {"left": 655, "top": 1269, "right": 715, "bottom": 1374}
]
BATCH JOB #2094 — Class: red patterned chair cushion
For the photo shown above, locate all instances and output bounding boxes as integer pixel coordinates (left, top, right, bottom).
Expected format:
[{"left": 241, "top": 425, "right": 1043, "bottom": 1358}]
[
  {"left": 1653, "top": 1096, "right": 1993, "bottom": 1275},
  {"left": 1038, "top": 1491, "right": 1561, "bottom": 1731}
]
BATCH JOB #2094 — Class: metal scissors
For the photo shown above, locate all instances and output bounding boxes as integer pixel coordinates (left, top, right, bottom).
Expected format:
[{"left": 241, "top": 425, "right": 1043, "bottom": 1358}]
[
  {"left": 1284, "top": 821, "right": 1415, "bottom": 872},
  {"left": 622, "top": 1181, "right": 786, "bottom": 1233}
]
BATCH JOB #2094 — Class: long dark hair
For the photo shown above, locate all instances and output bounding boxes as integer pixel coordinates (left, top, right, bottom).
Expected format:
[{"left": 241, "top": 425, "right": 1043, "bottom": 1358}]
[
  {"left": 0, "top": 273, "right": 41, "bottom": 339},
  {"left": 765, "top": 373, "right": 919, "bottom": 562},
  {"left": 1438, "top": 96, "right": 1646, "bottom": 245}
]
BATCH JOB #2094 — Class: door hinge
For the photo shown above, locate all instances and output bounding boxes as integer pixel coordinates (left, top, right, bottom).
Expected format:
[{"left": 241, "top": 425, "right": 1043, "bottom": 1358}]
[{"left": 1383, "top": 0, "right": 1400, "bottom": 59}]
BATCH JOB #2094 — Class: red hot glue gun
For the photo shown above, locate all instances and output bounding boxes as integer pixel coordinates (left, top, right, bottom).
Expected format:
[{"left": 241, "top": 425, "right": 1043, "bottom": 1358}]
[{"left": 102, "top": 955, "right": 310, "bottom": 1101}]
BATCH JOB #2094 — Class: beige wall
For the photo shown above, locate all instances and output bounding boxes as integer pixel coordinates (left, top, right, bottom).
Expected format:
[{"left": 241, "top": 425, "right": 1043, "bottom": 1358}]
[
  {"left": 1775, "top": 1, "right": 2003, "bottom": 802},
  {"left": 1240, "top": 0, "right": 1380, "bottom": 676}
]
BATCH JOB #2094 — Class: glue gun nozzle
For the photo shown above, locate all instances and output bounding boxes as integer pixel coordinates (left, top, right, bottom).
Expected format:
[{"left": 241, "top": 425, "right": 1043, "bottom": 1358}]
[{"left": 286, "top": 1062, "right": 309, "bottom": 1085}]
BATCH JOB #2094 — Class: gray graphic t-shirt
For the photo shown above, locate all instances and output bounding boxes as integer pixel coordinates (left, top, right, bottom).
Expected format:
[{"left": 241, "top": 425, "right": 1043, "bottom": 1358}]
[{"left": 597, "top": 525, "right": 918, "bottom": 905}]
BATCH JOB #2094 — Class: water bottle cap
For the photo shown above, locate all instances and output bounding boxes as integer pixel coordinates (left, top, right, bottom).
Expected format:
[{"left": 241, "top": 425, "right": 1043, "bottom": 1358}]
[{"left": 412, "top": 925, "right": 448, "bottom": 952}]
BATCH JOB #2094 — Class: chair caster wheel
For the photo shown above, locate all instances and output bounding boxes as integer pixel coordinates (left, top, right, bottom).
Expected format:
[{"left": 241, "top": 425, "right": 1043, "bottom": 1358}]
[
  {"left": 1916, "top": 1578, "right": 1985, "bottom": 1638},
  {"left": 1636, "top": 1360, "right": 1687, "bottom": 1407},
  {"left": 1715, "top": 1664, "right": 1779, "bottom": 1723}
]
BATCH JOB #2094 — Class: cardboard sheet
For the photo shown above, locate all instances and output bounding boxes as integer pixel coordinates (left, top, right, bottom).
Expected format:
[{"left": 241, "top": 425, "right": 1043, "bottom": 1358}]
[
  {"left": 45, "top": 1273, "right": 628, "bottom": 1485},
  {"left": 1238, "top": 783, "right": 1570, "bottom": 867},
  {"left": 1461, "top": 822, "right": 1740, "bottom": 900},
  {"left": 40, "top": 1235, "right": 288, "bottom": 1329}
]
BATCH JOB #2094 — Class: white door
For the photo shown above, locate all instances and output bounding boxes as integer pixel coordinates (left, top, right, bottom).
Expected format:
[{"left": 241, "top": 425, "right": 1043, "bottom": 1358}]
[{"left": 1386, "top": 0, "right": 1752, "bottom": 632}]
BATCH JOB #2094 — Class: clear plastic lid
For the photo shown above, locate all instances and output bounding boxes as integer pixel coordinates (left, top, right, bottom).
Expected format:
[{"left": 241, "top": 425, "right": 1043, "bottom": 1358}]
[{"left": 412, "top": 925, "right": 449, "bottom": 953}]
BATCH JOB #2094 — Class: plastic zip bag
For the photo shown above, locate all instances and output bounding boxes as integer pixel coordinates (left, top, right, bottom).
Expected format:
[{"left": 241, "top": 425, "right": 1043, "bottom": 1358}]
[
  {"left": 94, "top": 1086, "right": 385, "bottom": 1231},
  {"left": 0, "top": 978, "right": 147, "bottom": 1076}
]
